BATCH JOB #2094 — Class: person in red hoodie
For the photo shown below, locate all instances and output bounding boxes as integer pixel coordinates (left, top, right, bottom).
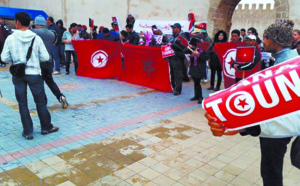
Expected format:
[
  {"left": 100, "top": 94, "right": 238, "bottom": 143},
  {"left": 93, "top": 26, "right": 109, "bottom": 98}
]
[{"left": 188, "top": 13, "right": 196, "bottom": 32}]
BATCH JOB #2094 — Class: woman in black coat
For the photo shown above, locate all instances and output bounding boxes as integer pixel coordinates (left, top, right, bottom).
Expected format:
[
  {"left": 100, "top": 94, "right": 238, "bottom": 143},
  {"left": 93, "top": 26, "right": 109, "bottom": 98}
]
[
  {"left": 188, "top": 46, "right": 209, "bottom": 104},
  {"left": 207, "top": 30, "right": 228, "bottom": 91}
]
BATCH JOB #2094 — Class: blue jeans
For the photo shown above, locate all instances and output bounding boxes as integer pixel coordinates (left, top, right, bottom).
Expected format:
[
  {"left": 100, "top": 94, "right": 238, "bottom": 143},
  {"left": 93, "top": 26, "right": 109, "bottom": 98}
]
[
  {"left": 59, "top": 44, "right": 66, "bottom": 65},
  {"left": 12, "top": 75, "right": 53, "bottom": 135},
  {"left": 51, "top": 45, "right": 61, "bottom": 71}
]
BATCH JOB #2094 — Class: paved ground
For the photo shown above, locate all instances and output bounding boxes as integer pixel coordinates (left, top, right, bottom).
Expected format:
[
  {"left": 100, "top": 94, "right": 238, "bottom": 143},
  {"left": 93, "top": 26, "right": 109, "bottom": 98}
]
[{"left": 0, "top": 65, "right": 298, "bottom": 186}]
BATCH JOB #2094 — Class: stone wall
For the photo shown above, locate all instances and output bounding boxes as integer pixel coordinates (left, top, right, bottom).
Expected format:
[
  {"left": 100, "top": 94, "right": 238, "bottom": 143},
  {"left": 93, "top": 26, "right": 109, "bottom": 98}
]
[
  {"left": 230, "top": 4, "right": 276, "bottom": 40},
  {"left": 1, "top": 0, "right": 300, "bottom": 39}
]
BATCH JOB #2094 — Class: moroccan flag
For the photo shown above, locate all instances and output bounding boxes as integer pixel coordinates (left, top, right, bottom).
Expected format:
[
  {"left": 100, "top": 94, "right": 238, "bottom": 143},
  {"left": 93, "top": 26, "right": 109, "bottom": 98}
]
[
  {"left": 203, "top": 56, "right": 300, "bottom": 130},
  {"left": 72, "top": 40, "right": 122, "bottom": 78},
  {"left": 119, "top": 44, "right": 172, "bottom": 92},
  {"left": 213, "top": 42, "right": 249, "bottom": 88}
]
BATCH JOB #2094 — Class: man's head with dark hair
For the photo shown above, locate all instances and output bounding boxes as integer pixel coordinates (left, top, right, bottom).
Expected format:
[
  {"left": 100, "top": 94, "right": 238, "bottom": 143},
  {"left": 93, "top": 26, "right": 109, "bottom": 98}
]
[
  {"left": 151, "top": 25, "right": 157, "bottom": 32},
  {"left": 15, "top": 12, "right": 31, "bottom": 27},
  {"left": 247, "top": 27, "right": 258, "bottom": 36},
  {"left": 241, "top": 28, "right": 246, "bottom": 36},
  {"left": 47, "top": 16, "right": 54, "bottom": 25},
  {"left": 121, "top": 30, "right": 128, "bottom": 38},
  {"left": 103, "top": 28, "right": 110, "bottom": 36},
  {"left": 111, "top": 22, "right": 118, "bottom": 30},
  {"left": 231, "top": 29, "right": 240, "bottom": 43},
  {"left": 125, "top": 24, "right": 133, "bottom": 32},
  {"left": 69, "top": 23, "right": 77, "bottom": 33}
]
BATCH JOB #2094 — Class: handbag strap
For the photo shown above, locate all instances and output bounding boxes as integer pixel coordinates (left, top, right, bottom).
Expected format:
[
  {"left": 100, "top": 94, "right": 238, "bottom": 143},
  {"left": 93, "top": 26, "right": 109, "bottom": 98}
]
[{"left": 26, "top": 37, "right": 36, "bottom": 63}]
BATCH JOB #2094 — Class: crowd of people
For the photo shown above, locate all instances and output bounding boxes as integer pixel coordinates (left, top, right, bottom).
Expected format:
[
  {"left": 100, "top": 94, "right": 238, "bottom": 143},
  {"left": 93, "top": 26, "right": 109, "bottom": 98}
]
[{"left": 0, "top": 11, "right": 299, "bottom": 186}]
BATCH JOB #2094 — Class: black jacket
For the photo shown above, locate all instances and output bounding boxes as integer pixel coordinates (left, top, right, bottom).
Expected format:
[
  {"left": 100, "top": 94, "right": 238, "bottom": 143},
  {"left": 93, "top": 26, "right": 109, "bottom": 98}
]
[
  {"left": 209, "top": 30, "right": 228, "bottom": 69},
  {"left": 0, "top": 23, "right": 11, "bottom": 40},
  {"left": 56, "top": 20, "right": 67, "bottom": 44},
  {"left": 47, "top": 23, "right": 61, "bottom": 45},
  {"left": 188, "top": 49, "right": 209, "bottom": 79},
  {"left": 169, "top": 31, "right": 188, "bottom": 60},
  {"left": 127, "top": 31, "right": 139, "bottom": 45},
  {"left": 126, "top": 17, "right": 135, "bottom": 26}
]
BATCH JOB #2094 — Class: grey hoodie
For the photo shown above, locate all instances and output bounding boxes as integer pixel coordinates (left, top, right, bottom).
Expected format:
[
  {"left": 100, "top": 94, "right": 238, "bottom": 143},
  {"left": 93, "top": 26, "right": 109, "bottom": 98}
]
[{"left": 1, "top": 29, "right": 49, "bottom": 75}]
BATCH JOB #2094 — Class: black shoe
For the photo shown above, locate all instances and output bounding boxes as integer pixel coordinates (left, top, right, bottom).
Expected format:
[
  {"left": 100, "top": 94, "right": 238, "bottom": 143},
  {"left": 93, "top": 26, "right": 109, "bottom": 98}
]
[
  {"left": 198, "top": 97, "right": 204, "bottom": 104},
  {"left": 41, "top": 126, "right": 59, "bottom": 135},
  {"left": 207, "top": 87, "right": 214, "bottom": 90},
  {"left": 65, "top": 71, "right": 69, "bottom": 75},
  {"left": 22, "top": 132, "right": 33, "bottom": 140},
  {"left": 214, "top": 87, "right": 220, "bottom": 91},
  {"left": 174, "top": 91, "right": 181, "bottom": 96},
  {"left": 190, "top": 96, "right": 199, "bottom": 101}
]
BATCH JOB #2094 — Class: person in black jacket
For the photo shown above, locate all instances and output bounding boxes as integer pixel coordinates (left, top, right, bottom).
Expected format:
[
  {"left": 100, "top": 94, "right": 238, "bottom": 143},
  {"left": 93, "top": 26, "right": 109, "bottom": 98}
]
[
  {"left": 187, "top": 43, "right": 209, "bottom": 104},
  {"left": 125, "top": 24, "right": 139, "bottom": 45},
  {"left": 207, "top": 30, "right": 228, "bottom": 91},
  {"left": 168, "top": 23, "right": 188, "bottom": 95},
  {"left": 0, "top": 17, "right": 11, "bottom": 67},
  {"left": 126, "top": 14, "right": 135, "bottom": 27},
  {"left": 47, "top": 16, "right": 62, "bottom": 74},
  {"left": 56, "top": 19, "right": 67, "bottom": 67}
]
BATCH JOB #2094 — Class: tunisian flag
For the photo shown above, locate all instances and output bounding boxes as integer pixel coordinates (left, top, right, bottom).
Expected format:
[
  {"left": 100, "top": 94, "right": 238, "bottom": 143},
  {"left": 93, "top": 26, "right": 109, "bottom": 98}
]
[
  {"left": 213, "top": 42, "right": 260, "bottom": 88},
  {"left": 203, "top": 56, "right": 300, "bottom": 130},
  {"left": 72, "top": 40, "right": 122, "bottom": 78},
  {"left": 119, "top": 44, "right": 172, "bottom": 92}
]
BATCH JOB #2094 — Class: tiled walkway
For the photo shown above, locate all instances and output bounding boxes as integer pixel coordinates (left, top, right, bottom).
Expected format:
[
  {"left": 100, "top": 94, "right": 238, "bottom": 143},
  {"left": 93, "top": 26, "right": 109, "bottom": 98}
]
[{"left": 0, "top": 66, "right": 298, "bottom": 185}]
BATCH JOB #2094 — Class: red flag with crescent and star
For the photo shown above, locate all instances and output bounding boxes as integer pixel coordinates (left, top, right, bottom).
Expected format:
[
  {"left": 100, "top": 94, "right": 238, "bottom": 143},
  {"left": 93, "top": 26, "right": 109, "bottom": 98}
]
[
  {"left": 203, "top": 56, "right": 300, "bottom": 130},
  {"left": 72, "top": 40, "right": 122, "bottom": 78},
  {"left": 119, "top": 44, "right": 172, "bottom": 92}
]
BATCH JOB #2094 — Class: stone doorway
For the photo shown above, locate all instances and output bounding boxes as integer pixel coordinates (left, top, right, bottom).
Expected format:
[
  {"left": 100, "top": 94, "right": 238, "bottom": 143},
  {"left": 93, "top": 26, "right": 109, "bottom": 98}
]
[{"left": 208, "top": 0, "right": 289, "bottom": 37}]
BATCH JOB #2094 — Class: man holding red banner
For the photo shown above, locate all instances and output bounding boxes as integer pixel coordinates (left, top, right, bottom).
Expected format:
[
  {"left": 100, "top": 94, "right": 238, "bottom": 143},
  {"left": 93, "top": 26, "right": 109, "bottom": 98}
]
[
  {"left": 168, "top": 23, "right": 189, "bottom": 95},
  {"left": 206, "top": 21, "right": 299, "bottom": 186},
  {"left": 231, "top": 34, "right": 261, "bottom": 82}
]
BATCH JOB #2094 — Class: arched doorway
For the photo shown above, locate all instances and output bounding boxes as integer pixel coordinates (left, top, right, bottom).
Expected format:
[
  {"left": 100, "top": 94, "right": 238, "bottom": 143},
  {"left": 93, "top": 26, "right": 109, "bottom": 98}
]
[{"left": 208, "top": 0, "right": 289, "bottom": 37}]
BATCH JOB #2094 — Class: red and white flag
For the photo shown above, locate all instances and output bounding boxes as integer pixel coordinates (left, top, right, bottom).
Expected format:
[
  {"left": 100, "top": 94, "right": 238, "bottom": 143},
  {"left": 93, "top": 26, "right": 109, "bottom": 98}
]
[
  {"left": 72, "top": 40, "right": 122, "bottom": 78},
  {"left": 213, "top": 42, "right": 260, "bottom": 88},
  {"left": 203, "top": 56, "right": 300, "bottom": 130},
  {"left": 119, "top": 45, "right": 172, "bottom": 92}
]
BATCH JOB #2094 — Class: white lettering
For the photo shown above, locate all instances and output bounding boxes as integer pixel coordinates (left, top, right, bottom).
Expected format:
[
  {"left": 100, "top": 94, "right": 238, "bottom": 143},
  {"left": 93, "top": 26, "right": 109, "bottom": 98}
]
[
  {"left": 205, "top": 98, "right": 227, "bottom": 121},
  {"left": 275, "top": 65, "right": 297, "bottom": 75},
  {"left": 230, "top": 80, "right": 251, "bottom": 91},
  {"left": 253, "top": 79, "right": 279, "bottom": 108},
  {"left": 275, "top": 70, "right": 300, "bottom": 101},
  {"left": 252, "top": 70, "right": 273, "bottom": 83}
]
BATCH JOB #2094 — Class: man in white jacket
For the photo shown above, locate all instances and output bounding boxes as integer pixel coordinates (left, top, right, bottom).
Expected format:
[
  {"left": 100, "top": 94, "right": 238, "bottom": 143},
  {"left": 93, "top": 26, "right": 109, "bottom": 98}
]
[
  {"left": 206, "top": 20, "right": 299, "bottom": 186},
  {"left": 1, "top": 12, "right": 59, "bottom": 140}
]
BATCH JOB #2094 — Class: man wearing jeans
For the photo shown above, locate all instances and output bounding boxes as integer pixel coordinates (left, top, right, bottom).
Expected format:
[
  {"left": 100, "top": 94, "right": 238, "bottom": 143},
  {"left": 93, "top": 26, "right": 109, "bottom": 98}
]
[
  {"left": 32, "top": 15, "right": 68, "bottom": 109},
  {"left": 1, "top": 12, "right": 59, "bottom": 140},
  {"left": 47, "top": 16, "right": 61, "bottom": 75}
]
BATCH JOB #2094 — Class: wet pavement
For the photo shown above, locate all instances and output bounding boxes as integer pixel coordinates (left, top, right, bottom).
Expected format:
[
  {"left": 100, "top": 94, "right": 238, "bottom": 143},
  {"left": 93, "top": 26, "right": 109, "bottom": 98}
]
[{"left": 0, "top": 65, "right": 298, "bottom": 185}]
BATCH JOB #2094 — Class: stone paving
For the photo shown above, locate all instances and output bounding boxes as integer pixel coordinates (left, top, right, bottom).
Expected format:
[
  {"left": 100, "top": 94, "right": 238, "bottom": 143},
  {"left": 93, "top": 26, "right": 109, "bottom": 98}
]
[{"left": 0, "top": 65, "right": 298, "bottom": 185}]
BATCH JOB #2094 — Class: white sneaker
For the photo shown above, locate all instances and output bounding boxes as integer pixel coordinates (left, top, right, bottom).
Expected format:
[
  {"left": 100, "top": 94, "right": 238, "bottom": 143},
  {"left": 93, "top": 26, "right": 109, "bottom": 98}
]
[
  {"left": 203, "top": 79, "right": 208, "bottom": 83},
  {"left": 53, "top": 71, "right": 61, "bottom": 75},
  {"left": 60, "top": 95, "right": 68, "bottom": 109}
]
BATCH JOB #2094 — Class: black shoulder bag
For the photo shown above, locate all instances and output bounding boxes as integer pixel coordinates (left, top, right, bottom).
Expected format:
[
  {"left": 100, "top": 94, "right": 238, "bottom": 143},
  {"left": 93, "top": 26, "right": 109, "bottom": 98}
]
[{"left": 9, "top": 37, "right": 36, "bottom": 77}]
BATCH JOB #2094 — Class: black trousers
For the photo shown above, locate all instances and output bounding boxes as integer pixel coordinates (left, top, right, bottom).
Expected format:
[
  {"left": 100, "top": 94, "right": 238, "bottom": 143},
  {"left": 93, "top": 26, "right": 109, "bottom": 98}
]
[
  {"left": 260, "top": 137, "right": 292, "bottom": 186},
  {"left": 210, "top": 67, "right": 222, "bottom": 88},
  {"left": 41, "top": 62, "right": 62, "bottom": 102},
  {"left": 66, "top": 51, "right": 78, "bottom": 73},
  {"left": 182, "top": 60, "right": 189, "bottom": 80},
  {"left": 192, "top": 76, "right": 203, "bottom": 98},
  {"left": 169, "top": 58, "right": 183, "bottom": 92}
]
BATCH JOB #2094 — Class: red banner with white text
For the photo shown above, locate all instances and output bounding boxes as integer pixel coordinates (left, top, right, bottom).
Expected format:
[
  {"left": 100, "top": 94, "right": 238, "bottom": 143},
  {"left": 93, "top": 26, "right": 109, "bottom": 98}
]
[
  {"left": 72, "top": 40, "right": 122, "bottom": 78},
  {"left": 203, "top": 56, "right": 300, "bottom": 130}
]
